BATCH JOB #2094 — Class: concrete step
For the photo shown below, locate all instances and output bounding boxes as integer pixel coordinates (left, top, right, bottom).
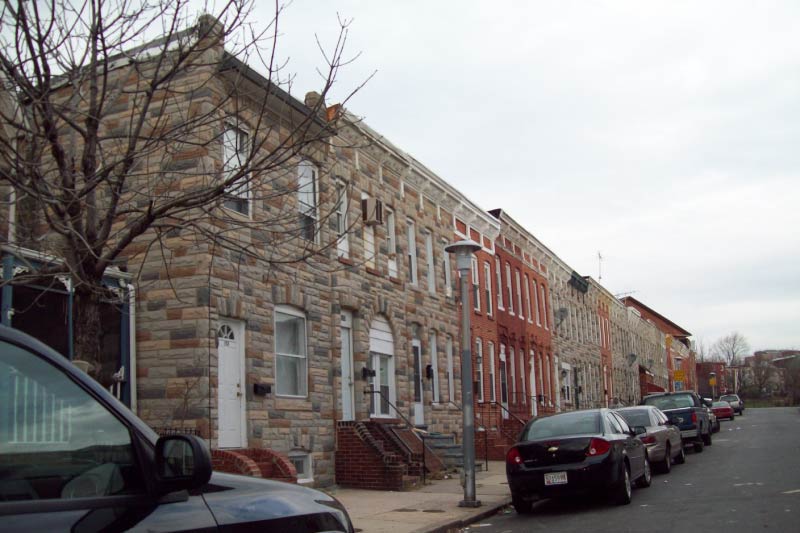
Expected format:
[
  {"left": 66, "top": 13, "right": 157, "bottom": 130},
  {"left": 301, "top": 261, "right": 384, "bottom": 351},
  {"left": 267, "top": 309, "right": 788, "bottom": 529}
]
[{"left": 402, "top": 475, "right": 421, "bottom": 490}]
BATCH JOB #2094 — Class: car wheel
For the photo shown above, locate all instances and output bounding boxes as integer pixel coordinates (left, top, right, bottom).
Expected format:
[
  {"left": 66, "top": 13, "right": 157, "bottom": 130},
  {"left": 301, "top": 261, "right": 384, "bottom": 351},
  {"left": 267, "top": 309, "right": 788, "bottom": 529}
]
[
  {"left": 702, "top": 427, "right": 712, "bottom": 445},
  {"left": 694, "top": 439, "right": 704, "bottom": 453},
  {"left": 660, "top": 444, "right": 672, "bottom": 473},
  {"left": 512, "top": 493, "right": 533, "bottom": 514},
  {"left": 674, "top": 444, "right": 686, "bottom": 464},
  {"left": 730, "top": 415, "right": 735, "bottom": 421},
  {"left": 613, "top": 463, "right": 632, "bottom": 505},
  {"left": 636, "top": 456, "right": 652, "bottom": 488}
]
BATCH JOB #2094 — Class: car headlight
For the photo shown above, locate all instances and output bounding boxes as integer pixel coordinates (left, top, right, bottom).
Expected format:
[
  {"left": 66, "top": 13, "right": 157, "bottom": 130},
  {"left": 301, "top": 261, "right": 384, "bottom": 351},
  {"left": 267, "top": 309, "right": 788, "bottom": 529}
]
[{"left": 316, "top": 497, "right": 355, "bottom": 533}]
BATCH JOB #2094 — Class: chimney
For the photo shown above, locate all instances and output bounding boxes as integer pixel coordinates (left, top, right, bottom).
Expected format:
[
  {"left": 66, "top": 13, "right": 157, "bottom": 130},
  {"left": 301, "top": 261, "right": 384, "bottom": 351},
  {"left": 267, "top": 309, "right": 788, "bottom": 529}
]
[{"left": 304, "top": 91, "right": 324, "bottom": 110}]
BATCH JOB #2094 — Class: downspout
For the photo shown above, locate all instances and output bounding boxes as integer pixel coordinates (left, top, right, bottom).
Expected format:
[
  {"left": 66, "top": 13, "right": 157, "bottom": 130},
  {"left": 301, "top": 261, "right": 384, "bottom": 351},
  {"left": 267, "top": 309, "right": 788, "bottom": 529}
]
[{"left": 127, "top": 283, "right": 138, "bottom": 414}]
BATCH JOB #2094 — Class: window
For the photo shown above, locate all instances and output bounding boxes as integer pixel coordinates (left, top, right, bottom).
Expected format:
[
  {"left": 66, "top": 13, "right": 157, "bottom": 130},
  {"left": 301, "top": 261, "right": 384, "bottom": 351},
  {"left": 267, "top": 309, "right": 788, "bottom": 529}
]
[
  {"left": 515, "top": 270, "right": 523, "bottom": 320},
  {"left": 562, "top": 365, "right": 572, "bottom": 403},
  {"left": 275, "top": 306, "right": 308, "bottom": 397},
  {"left": 510, "top": 347, "right": 517, "bottom": 398},
  {"left": 495, "top": 257, "right": 504, "bottom": 309},
  {"left": 524, "top": 275, "right": 532, "bottom": 323},
  {"left": 488, "top": 342, "right": 496, "bottom": 402},
  {"left": 364, "top": 221, "right": 376, "bottom": 269},
  {"left": 484, "top": 262, "right": 493, "bottom": 316},
  {"left": 223, "top": 122, "right": 250, "bottom": 216},
  {"left": 0, "top": 341, "right": 144, "bottom": 500},
  {"left": 407, "top": 219, "right": 418, "bottom": 284},
  {"left": 335, "top": 182, "right": 349, "bottom": 258},
  {"left": 520, "top": 349, "right": 526, "bottom": 404},
  {"left": 442, "top": 242, "right": 452, "bottom": 297},
  {"left": 475, "top": 338, "right": 484, "bottom": 403},
  {"left": 426, "top": 231, "right": 436, "bottom": 294},
  {"left": 289, "top": 451, "right": 313, "bottom": 483},
  {"left": 297, "top": 161, "right": 319, "bottom": 242},
  {"left": 386, "top": 208, "right": 398, "bottom": 277},
  {"left": 541, "top": 285, "right": 548, "bottom": 329},
  {"left": 471, "top": 256, "right": 480, "bottom": 311},
  {"left": 446, "top": 335, "right": 454, "bottom": 402},
  {"left": 505, "top": 263, "right": 514, "bottom": 314},
  {"left": 430, "top": 332, "right": 440, "bottom": 403}
]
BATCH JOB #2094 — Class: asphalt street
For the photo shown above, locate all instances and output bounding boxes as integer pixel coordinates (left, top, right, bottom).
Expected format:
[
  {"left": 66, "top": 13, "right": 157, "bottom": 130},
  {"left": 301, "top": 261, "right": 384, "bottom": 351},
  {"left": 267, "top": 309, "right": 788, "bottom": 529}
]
[{"left": 461, "top": 407, "right": 800, "bottom": 533}]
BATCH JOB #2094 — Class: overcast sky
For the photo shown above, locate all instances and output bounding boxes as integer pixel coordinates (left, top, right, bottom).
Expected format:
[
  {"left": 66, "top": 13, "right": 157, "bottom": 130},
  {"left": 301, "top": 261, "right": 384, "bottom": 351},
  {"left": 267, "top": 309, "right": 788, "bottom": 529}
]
[{"left": 247, "top": 1, "right": 800, "bottom": 352}]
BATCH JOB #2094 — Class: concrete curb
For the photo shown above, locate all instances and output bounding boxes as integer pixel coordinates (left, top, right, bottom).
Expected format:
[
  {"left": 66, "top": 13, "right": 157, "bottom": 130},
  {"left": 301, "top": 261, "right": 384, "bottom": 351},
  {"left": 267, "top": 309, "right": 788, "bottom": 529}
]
[{"left": 413, "top": 497, "right": 512, "bottom": 533}]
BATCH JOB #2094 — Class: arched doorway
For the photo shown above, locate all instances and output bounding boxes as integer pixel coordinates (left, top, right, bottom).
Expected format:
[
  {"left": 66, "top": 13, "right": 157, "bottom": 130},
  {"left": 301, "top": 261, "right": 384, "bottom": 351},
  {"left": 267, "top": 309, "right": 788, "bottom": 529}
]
[{"left": 369, "top": 316, "right": 395, "bottom": 417}]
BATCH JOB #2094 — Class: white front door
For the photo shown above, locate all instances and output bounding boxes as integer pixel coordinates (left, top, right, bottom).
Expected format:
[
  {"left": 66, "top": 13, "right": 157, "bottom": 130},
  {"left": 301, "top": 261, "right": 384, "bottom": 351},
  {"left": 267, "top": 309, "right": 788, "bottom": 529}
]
[
  {"left": 369, "top": 317, "right": 396, "bottom": 417},
  {"left": 412, "top": 340, "right": 425, "bottom": 425},
  {"left": 340, "top": 311, "right": 355, "bottom": 421},
  {"left": 218, "top": 320, "right": 245, "bottom": 448}
]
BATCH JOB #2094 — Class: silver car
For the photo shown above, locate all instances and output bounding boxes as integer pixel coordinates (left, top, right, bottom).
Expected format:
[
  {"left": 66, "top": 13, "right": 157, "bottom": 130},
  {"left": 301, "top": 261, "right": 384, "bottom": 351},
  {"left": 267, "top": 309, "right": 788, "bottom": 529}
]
[
  {"left": 719, "top": 393, "right": 744, "bottom": 415},
  {"left": 616, "top": 405, "right": 685, "bottom": 473}
]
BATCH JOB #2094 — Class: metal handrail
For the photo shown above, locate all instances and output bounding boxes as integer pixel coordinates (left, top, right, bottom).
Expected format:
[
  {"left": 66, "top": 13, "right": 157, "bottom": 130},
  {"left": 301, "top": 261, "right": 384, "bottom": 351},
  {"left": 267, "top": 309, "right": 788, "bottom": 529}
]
[
  {"left": 490, "top": 401, "right": 526, "bottom": 427},
  {"left": 363, "top": 387, "right": 416, "bottom": 429}
]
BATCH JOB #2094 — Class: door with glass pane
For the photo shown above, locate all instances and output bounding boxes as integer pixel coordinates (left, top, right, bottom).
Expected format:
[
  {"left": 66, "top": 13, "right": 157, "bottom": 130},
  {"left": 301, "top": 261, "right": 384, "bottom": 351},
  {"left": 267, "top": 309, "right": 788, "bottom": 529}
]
[
  {"left": 499, "top": 347, "right": 509, "bottom": 420},
  {"left": 412, "top": 339, "right": 424, "bottom": 426},
  {"left": 340, "top": 311, "right": 355, "bottom": 421},
  {"left": 368, "top": 317, "right": 395, "bottom": 417},
  {"left": 218, "top": 319, "right": 245, "bottom": 448}
]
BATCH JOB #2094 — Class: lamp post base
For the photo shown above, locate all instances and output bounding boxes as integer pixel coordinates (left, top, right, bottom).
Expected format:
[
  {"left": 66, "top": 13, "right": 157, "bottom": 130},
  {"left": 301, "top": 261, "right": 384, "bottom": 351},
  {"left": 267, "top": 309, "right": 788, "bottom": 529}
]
[{"left": 458, "top": 499, "right": 482, "bottom": 508}]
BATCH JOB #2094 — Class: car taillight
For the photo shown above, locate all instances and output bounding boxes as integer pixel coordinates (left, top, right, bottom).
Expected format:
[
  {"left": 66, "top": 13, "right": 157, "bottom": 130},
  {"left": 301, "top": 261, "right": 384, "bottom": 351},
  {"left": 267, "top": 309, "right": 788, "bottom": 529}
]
[
  {"left": 640, "top": 435, "right": 656, "bottom": 444},
  {"left": 507, "top": 447, "right": 523, "bottom": 466},
  {"left": 586, "top": 438, "right": 611, "bottom": 456},
  {"left": 691, "top": 412, "right": 697, "bottom": 424}
]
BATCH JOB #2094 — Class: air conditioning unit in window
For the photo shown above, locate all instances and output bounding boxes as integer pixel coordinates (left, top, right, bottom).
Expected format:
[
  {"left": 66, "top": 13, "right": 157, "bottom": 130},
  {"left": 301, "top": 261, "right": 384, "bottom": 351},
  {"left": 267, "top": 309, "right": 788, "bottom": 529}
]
[{"left": 361, "top": 198, "right": 384, "bottom": 226}]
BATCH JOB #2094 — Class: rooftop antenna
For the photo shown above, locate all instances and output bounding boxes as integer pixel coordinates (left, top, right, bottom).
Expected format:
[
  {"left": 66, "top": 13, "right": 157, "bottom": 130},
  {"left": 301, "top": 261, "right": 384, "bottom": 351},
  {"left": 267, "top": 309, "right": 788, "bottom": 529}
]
[{"left": 598, "top": 251, "right": 603, "bottom": 280}]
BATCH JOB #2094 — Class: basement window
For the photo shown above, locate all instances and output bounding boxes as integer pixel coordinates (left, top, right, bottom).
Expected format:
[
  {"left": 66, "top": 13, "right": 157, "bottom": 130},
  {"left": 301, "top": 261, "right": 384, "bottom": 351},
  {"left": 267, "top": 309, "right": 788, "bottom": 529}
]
[{"left": 289, "top": 451, "right": 313, "bottom": 483}]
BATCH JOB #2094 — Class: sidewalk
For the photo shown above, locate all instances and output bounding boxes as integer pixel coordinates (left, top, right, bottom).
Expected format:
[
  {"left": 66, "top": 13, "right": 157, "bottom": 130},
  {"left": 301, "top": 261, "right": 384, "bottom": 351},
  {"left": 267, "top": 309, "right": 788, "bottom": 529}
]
[{"left": 328, "top": 461, "right": 512, "bottom": 533}]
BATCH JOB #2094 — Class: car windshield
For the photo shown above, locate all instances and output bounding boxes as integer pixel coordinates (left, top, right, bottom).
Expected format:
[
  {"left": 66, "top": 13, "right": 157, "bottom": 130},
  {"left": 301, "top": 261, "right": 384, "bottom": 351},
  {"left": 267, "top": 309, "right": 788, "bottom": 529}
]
[
  {"left": 524, "top": 411, "right": 601, "bottom": 440},
  {"left": 712, "top": 401, "right": 730, "bottom": 408},
  {"left": 643, "top": 394, "right": 694, "bottom": 410},
  {"left": 617, "top": 410, "right": 651, "bottom": 427}
]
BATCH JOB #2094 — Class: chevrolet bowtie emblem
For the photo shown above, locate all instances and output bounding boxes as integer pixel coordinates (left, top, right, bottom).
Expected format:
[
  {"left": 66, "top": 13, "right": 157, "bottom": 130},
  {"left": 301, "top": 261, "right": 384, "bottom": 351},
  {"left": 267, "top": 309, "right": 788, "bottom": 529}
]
[{"left": 547, "top": 446, "right": 559, "bottom": 453}]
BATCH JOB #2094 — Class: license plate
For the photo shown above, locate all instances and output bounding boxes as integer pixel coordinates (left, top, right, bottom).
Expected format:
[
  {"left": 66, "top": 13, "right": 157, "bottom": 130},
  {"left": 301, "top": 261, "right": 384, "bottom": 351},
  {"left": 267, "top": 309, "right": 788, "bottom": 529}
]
[{"left": 544, "top": 472, "right": 568, "bottom": 486}]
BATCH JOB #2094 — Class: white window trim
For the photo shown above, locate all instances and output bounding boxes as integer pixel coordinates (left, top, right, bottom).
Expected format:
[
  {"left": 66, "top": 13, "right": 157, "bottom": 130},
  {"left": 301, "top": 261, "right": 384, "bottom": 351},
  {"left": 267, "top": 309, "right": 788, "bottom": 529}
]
[
  {"left": 442, "top": 241, "right": 452, "bottom": 297},
  {"left": 446, "top": 336, "right": 454, "bottom": 402},
  {"left": 426, "top": 231, "right": 436, "bottom": 294},
  {"left": 475, "top": 338, "right": 484, "bottom": 403},
  {"left": 471, "top": 256, "right": 480, "bottom": 311},
  {"left": 533, "top": 280, "right": 541, "bottom": 325},
  {"left": 524, "top": 275, "right": 532, "bottom": 323},
  {"left": 495, "top": 257, "right": 504, "bottom": 310},
  {"left": 222, "top": 121, "right": 251, "bottom": 217},
  {"left": 275, "top": 305, "right": 308, "bottom": 398},
  {"left": 335, "top": 181, "right": 349, "bottom": 258},
  {"left": 407, "top": 219, "right": 418, "bottom": 285},
  {"left": 541, "top": 285, "right": 549, "bottom": 329},
  {"left": 430, "top": 332, "right": 440, "bottom": 403},
  {"left": 510, "top": 347, "right": 517, "bottom": 397},
  {"left": 297, "top": 160, "right": 319, "bottom": 243},
  {"left": 484, "top": 262, "right": 493, "bottom": 317},
  {"left": 505, "top": 263, "right": 514, "bottom": 315},
  {"left": 515, "top": 270, "right": 523, "bottom": 320},
  {"left": 386, "top": 208, "right": 398, "bottom": 277},
  {"left": 520, "top": 349, "right": 526, "bottom": 404}
]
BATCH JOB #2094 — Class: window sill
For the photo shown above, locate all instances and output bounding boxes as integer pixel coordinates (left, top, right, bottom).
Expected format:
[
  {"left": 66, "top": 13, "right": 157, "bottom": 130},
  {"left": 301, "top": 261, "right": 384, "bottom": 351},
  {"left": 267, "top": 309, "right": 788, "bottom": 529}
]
[
  {"left": 338, "top": 256, "right": 355, "bottom": 266},
  {"left": 389, "top": 276, "right": 402, "bottom": 285},
  {"left": 366, "top": 266, "right": 381, "bottom": 277}
]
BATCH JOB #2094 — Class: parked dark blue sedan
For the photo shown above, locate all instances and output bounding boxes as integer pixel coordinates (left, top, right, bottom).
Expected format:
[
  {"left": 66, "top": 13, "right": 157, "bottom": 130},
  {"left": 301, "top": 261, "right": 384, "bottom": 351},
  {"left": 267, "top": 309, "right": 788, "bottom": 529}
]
[{"left": 506, "top": 409, "right": 651, "bottom": 513}]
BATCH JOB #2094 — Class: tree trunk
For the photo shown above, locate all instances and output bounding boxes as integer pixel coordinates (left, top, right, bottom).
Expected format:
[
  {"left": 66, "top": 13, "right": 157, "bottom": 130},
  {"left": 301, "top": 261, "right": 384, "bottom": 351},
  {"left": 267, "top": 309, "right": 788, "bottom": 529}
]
[{"left": 72, "top": 286, "right": 109, "bottom": 386}]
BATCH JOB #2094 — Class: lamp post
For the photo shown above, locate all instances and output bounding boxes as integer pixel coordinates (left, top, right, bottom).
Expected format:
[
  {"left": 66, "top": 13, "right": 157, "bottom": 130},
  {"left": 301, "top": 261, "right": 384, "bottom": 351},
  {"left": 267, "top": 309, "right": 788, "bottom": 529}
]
[{"left": 445, "top": 239, "right": 482, "bottom": 508}]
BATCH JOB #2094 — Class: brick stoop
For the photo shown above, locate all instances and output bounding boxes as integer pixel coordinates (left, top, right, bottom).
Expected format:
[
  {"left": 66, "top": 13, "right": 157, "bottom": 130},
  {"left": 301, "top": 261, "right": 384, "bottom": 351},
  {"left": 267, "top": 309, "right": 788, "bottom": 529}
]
[{"left": 211, "top": 448, "right": 297, "bottom": 483}]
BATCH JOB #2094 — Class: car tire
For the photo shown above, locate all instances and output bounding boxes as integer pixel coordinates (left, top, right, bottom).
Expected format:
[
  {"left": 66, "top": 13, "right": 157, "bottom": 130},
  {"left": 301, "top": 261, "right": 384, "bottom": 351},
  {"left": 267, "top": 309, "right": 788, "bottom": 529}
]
[
  {"left": 703, "top": 427, "right": 713, "bottom": 446},
  {"left": 613, "top": 463, "right": 632, "bottom": 505},
  {"left": 660, "top": 444, "right": 672, "bottom": 473},
  {"left": 636, "top": 456, "right": 652, "bottom": 488},
  {"left": 512, "top": 494, "right": 533, "bottom": 514},
  {"left": 674, "top": 444, "right": 686, "bottom": 464},
  {"left": 694, "top": 439, "right": 704, "bottom": 453}
]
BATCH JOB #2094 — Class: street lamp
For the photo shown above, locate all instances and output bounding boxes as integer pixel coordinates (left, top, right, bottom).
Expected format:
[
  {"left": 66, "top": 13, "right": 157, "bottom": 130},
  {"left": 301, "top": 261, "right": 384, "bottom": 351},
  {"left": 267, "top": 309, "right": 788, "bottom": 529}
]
[{"left": 445, "top": 239, "right": 482, "bottom": 509}]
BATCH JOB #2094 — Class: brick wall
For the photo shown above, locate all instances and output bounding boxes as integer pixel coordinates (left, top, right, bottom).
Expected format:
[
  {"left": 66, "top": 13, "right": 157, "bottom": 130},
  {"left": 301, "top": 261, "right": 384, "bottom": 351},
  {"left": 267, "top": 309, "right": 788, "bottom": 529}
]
[{"left": 335, "top": 421, "right": 406, "bottom": 490}]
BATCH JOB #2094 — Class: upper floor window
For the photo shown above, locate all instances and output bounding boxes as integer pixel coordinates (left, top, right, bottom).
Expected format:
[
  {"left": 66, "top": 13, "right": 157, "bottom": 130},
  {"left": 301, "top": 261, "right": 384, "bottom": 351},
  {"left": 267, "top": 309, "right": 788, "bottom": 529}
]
[
  {"left": 407, "top": 219, "right": 418, "bottom": 284},
  {"left": 505, "top": 262, "right": 514, "bottom": 315},
  {"left": 541, "top": 285, "right": 549, "bottom": 329},
  {"left": 471, "top": 256, "right": 480, "bottom": 311},
  {"left": 335, "top": 181, "right": 349, "bottom": 258},
  {"left": 297, "top": 161, "right": 319, "bottom": 243},
  {"left": 484, "top": 262, "right": 493, "bottom": 316},
  {"left": 222, "top": 122, "right": 250, "bottom": 216},
  {"left": 426, "top": 231, "right": 436, "bottom": 294},
  {"left": 524, "top": 274, "right": 532, "bottom": 323},
  {"left": 495, "top": 256, "right": 504, "bottom": 310},
  {"left": 275, "top": 306, "right": 308, "bottom": 397},
  {"left": 442, "top": 241, "right": 452, "bottom": 297},
  {"left": 515, "top": 270, "right": 523, "bottom": 320},
  {"left": 386, "top": 208, "right": 398, "bottom": 277},
  {"left": 475, "top": 338, "right": 484, "bottom": 403},
  {"left": 533, "top": 280, "right": 541, "bottom": 325}
]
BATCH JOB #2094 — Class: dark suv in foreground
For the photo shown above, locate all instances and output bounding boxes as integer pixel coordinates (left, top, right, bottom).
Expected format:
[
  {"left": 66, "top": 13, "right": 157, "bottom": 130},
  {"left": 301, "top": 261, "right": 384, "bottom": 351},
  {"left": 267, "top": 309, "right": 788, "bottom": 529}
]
[{"left": 0, "top": 326, "right": 354, "bottom": 532}]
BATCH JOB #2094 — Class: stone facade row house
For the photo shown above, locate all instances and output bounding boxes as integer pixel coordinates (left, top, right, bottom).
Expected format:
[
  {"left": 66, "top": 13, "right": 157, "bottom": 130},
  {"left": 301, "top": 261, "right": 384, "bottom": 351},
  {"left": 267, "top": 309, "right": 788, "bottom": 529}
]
[{"left": 0, "top": 18, "right": 700, "bottom": 488}]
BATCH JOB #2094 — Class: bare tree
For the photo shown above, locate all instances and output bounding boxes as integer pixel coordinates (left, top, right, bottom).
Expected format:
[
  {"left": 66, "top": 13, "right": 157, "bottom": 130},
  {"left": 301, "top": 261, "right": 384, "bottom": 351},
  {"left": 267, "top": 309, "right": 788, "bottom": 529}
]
[
  {"left": 0, "top": 0, "right": 366, "bottom": 382},
  {"left": 692, "top": 337, "right": 710, "bottom": 363},
  {"left": 750, "top": 353, "right": 774, "bottom": 394},
  {"left": 711, "top": 332, "right": 751, "bottom": 367}
]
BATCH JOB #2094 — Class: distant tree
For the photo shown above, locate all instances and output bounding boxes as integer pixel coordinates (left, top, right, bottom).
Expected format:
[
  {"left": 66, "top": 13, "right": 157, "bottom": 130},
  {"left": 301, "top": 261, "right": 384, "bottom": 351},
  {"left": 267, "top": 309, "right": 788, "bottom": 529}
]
[
  {"left": 783, "top": 358, "right": 800, "bottom": 405},
  {"left": 693, "top": 338, "right": 710, "bottom": 363},
  {"left": 711, "top": 332, "right": 751, "bottom": 367},
  {"left": 750, "top": 353, "right": 775, "bottom": 394}
]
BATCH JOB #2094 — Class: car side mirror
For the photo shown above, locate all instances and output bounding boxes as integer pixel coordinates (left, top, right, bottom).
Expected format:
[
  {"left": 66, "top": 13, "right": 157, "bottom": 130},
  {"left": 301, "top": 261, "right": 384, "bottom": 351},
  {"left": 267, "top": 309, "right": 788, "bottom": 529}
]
[
  {"left": 155, "top": 434, "right": 212, "bottom": 494},
  {"left": 703, "top": 400, "right": 712, "bottom": 408},
  {"left": 632, "top": 425, "right": 647, "bottom": 436}
]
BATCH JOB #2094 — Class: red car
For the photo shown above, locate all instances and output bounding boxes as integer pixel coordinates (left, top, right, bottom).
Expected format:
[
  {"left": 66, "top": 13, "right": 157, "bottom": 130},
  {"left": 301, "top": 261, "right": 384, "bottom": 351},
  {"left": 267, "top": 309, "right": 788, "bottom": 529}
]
[{"left": 711, "top": 401, "right": 735, "bottom": 421}]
